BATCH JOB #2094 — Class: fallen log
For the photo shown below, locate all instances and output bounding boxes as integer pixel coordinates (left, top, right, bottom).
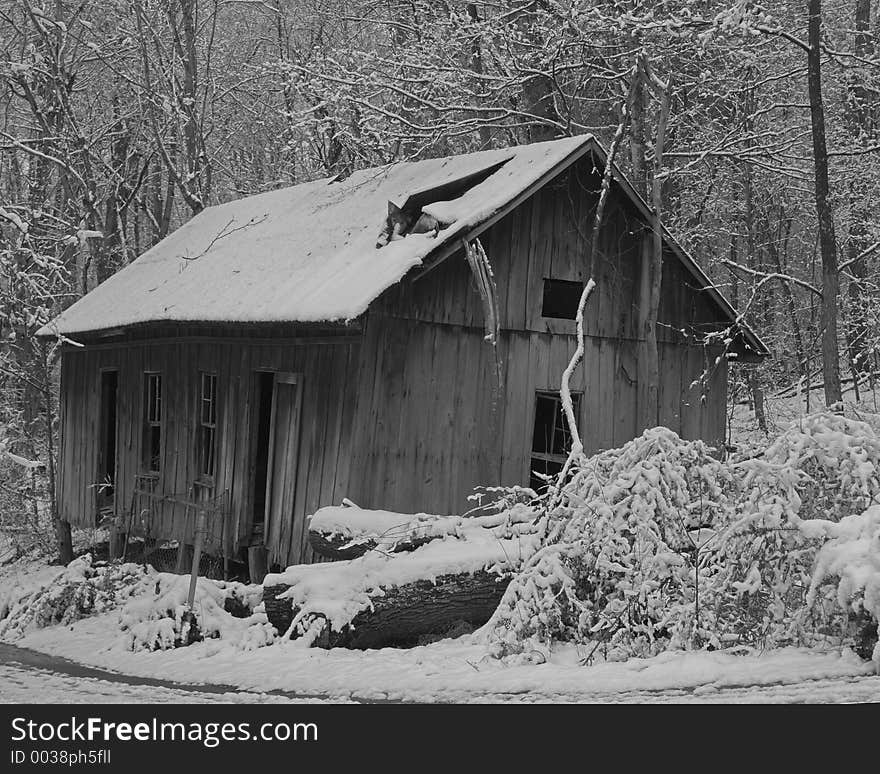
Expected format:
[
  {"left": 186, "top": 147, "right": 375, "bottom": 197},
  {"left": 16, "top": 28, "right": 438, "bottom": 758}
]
[
  {"left": 307, "top": 529, "right": 432, "bottom": 561},
  {"left": 263, "top": 569, "right": 510, "bottom": 649},
  {"left": 308, "top": 504, "right": 538, "bottom": 561}
]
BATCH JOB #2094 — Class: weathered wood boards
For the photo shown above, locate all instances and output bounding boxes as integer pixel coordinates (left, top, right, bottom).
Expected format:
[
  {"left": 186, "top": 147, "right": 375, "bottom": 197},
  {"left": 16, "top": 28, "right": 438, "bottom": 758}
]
[
  {"left": 263, "top": 570, "right": 510, "bottom": 649},
  {"left": 58, "top": 152, "right": 739, "bottom": 576},
  {"left": 58, "top": 331, "right": 360, "bottom": 569}
]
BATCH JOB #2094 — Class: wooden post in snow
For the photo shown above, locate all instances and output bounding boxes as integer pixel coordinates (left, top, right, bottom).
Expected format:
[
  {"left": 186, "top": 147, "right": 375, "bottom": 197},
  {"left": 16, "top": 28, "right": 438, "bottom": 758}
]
[{"left": 186, "top": 508, "right": 207, "bottom": 609}]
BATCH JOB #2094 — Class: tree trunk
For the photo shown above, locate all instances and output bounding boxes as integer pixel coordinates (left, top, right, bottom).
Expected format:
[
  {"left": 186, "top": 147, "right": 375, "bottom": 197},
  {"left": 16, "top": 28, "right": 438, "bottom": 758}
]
[
  {"left": 40, "top": 342, "right": 72, "bottom": 565},
  {"left": 308, "top": 529, "right": 435, "bottom": 561},
  {"left": 844, "top": 0, "right": 875, "bottom": 380},
  {"left": 638, "top": 70, "right": 670, "bottom": 431},
  {"left": 629, "top": 57, "right": 648, "bottom": 198},
  {"left": 263, "top": 570, "right": 511, "bottom": 649},
  {"left": 807, "top": 0, "right": 842, "bottom": 406}
]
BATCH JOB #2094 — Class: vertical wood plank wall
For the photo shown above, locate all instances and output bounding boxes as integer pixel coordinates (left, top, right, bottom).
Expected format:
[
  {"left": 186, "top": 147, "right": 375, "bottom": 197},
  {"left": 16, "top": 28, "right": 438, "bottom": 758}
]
[
  {"left": 58, "top": 335, "right": 360, "bottom": 567},
  {"left": 59, "top": 155, "right": 734, "bottom": 566},
  {"left": 348, "top": 157, "right": 731, "bottom": 516}
]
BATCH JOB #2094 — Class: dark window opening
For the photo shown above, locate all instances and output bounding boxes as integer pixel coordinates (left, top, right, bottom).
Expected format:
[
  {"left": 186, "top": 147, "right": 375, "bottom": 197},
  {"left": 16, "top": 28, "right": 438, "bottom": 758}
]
[
  {"left": 98, "top": 370, "right": 118, "bottom": 504},
  {"left": 252, "top": 371, "right": 275, "bottom": 527},
  {"left": 143, "top": 372, "right": 162, "bottom": 473},
  {"left": 197, "top": 371, "right": 218, "bottom": 480},
  {"left": 541, "top": 278, "right": 584, "bottom": 320},
  {"left": 530, "top": 391, "right": 581, "bottom": 492}
]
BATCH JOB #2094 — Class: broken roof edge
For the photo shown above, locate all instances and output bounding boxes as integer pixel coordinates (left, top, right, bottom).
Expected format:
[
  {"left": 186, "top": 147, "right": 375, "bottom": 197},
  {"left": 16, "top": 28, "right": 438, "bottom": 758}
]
[{"left": 413, "top": 135, "right": 769, "bottom": 360}]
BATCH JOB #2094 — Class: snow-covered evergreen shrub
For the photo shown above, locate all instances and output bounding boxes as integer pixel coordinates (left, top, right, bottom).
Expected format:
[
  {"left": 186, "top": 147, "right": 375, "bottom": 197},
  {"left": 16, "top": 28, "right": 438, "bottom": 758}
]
[
  {"left": 118, "top": 573, "right": 275, "bottom": 652},
  {"left": 0, "top": 554, "right": 150, "bottom": 640},
  {"left": 486, "top": 428, "right": 738, "bottom": 661}
]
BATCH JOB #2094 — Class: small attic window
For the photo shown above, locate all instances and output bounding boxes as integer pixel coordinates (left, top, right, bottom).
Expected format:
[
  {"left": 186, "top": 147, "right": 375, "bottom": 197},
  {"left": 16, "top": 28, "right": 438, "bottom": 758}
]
[{"left": 542, "top": 279, "right": 584, "bottom": 320}]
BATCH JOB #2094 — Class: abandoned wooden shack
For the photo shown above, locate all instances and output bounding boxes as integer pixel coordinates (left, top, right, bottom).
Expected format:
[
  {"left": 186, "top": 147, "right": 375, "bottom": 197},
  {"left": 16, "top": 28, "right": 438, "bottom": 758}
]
[{"left": 38, "top": 135, "right": 767, "bottom": 577}]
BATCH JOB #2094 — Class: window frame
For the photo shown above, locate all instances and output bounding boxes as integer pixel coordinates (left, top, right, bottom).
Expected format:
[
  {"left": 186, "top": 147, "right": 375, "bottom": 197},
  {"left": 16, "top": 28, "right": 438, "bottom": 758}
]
[
  {"left": 142, "top": 371, "right": 162, "bottom": 474},
  {"left": 529, "top": 390, "right": 582, "bottom": 490},
  {"left": 196, "top": 370, "right": 218, "bottom": 482}
]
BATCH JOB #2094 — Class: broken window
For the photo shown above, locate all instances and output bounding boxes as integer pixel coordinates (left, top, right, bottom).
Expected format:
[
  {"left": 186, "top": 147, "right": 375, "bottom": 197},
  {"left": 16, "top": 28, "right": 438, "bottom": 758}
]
[
  {"left": 143, "top": 372, "right": 162, "bottom": 473},
  {"left": 542, "top": 278, "right": 585, "bottom": 320},
  {"left": 530, "top": 391, "right": 581, "bottom": 492},
  {"left": 198, "top": 371, "right": 218, "bottom": 480}
]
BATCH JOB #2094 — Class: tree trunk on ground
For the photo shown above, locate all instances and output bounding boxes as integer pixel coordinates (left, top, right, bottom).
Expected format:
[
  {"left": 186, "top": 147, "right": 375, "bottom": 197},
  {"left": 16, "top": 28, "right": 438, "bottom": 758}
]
[
  {"left": 263, "top": 570, "right": 511, "bottom": 649},
  {"left": 308, "top": 529, "right": 434, "bottom": 561},
  {"left": 807, "top": 0, "right": 843, "bottom": 406}
]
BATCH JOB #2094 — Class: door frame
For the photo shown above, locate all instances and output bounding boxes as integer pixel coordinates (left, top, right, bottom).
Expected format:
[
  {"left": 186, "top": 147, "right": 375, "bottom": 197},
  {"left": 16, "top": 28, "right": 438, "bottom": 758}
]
[
  {"left": 97, "top": 366, "right": 120, "bottom": 510},
  {"left": 262, "top": 371, "right": 303, "bottom": 546}
]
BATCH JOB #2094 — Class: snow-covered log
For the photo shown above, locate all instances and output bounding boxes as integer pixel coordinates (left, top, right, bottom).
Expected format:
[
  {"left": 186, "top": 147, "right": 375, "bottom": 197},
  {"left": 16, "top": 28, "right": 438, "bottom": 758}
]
[
  {"left": 307, "top": 504, "right": 538, "bottom": 561},
  {"left": 264, "top": 527, "right": 539, "bottom": 649},
  {"left": 264, "top": 570, "right": 510, "bottom": 649}
]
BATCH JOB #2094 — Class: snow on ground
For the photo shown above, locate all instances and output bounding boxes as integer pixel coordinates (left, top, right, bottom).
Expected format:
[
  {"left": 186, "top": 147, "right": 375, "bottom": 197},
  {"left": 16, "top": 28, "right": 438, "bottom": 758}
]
[
  {"left": 9, "top": 608, "right": 878, "bottom": 703},
  {"left": 730, "top": 381, "right": 880, "bottom": 450},
  {"left": 0, "top": 555, "right": 62, "bottom": 621},
  {"left": 0, "top": 664, "right": 329, "bottom": 704}
]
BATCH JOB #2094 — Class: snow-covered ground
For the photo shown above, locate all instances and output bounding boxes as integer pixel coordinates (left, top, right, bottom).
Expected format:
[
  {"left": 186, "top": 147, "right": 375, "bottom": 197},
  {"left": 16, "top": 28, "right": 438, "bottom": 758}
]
[
  {"left": 729, "top": 380, "right": 880, "bottom": 449},
  {"left": 0, "top": 664, "right": 329, "bottom": 704},
  {"left": 2, "top": 605, "right": 876, "bottom": 704},
  {"left": 2, "top": 400, "right": 879, "bottom": 705}
]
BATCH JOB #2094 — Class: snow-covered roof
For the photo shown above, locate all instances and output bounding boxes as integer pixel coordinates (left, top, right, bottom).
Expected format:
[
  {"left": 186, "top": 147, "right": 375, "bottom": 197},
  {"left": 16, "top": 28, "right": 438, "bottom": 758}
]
[
  {"left": 38, "top": 137, "right": 592, "bottom": 336},
  {"left": 37, "top": 134, "right": 767, "bottom": 356}
]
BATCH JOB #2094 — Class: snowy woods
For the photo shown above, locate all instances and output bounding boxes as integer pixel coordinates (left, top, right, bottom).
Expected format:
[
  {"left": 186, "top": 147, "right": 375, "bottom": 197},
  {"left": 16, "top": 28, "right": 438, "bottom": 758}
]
[
  {"left": 3, "top": 1, "right": 880, "bottom": 561},
  {"left": 2, "top": 0, "right": 880, "bottom": 683}
]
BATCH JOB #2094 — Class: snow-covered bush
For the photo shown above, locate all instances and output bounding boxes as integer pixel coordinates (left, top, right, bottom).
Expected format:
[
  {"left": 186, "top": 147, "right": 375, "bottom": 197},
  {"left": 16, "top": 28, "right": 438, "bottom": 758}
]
[
  {"left": 485, "top": 411, "right": 880, "bottom": 661},
  {"left": 743, "top": 411, "right": 880, "bottom": 521},
  {"left": 801, "top": 505, "right": 880, "bottom": 664},
  {"left": 486, "top": 428, "right": 738, "bottom": 661},
  {"left": 706, "top": 411, "right": 880, "bottom": 649},
  {"left": 0, "top": 554, "right": 150, "bottom": 640},
  {"left": 118, "top": 573, "right": 274, "bottom": 652}
]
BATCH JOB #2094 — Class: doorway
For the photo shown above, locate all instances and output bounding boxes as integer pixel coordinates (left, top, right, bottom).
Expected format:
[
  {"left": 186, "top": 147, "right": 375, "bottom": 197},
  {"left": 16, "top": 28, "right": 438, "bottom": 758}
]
[
  {"left": 251, "top": 371, "right": 302, "bottom": 545},
  {"left": 98, "top": 369, "right": 119, "bottom": 508}
]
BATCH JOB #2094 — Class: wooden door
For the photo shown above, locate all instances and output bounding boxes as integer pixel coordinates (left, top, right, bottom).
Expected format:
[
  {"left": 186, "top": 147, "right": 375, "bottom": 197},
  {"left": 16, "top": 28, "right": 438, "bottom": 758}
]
[{"left": 264, "top": 372, "right": 303, "bottom": 551}]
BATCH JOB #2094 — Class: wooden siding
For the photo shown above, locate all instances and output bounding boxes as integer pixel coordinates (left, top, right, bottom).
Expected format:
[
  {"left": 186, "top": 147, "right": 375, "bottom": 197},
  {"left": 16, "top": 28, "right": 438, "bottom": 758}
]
[
  {"left": 58, "top": 154, "right": 733, "bottom": 568},
  {"left": 58, "top": 335, "right": 360, "bottom": 567},
  {"left": 347, "top": 315, "right": 727, "bottom": 517},
  {"left": 349, "top": 156, "right": 730, "bottom": 516}
]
